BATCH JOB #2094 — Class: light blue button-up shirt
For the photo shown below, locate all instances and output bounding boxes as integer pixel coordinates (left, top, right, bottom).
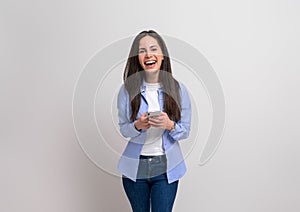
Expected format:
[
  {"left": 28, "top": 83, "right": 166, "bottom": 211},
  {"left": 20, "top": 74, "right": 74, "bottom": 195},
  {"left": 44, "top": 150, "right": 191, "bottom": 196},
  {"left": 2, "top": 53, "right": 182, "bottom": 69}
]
[{"left": 117, "top": 80, "right": 191, "bottom": 184}]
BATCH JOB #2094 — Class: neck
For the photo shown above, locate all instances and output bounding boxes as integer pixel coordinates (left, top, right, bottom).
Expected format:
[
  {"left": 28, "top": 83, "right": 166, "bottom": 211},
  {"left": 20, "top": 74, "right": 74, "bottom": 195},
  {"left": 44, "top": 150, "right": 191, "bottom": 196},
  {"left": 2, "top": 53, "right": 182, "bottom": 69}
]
[{"left": 145, "top": 71, "right": 159, "bottom": 83}]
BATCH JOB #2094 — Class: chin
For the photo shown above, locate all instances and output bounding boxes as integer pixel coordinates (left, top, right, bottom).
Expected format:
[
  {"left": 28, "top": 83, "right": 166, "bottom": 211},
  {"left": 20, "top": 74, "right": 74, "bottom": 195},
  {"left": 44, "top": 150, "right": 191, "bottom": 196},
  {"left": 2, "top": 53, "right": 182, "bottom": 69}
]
[
  {"left": 144, "top": 65, "right": 160, "bottom": 72},
  {"left": 145, "top": 68, "right": 160, "bottom": 72}
]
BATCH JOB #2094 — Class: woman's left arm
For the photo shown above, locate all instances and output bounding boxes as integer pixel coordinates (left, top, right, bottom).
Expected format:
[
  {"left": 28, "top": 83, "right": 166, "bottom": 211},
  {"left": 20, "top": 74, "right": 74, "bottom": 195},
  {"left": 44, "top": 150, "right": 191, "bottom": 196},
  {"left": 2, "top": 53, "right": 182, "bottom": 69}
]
[
  {"left": 148, "top": 83, "right": 191, "bottom": 141},
  {"left": 168, "top": 83, "right": 191, "bottom": 141}
]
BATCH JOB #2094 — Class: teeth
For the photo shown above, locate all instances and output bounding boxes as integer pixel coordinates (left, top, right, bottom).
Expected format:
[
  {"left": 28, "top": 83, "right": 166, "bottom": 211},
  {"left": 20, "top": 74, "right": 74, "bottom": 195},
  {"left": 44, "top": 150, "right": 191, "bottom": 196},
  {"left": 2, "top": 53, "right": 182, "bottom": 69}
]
[{"left": 145, "top": 61, "right": 156, "bottom": 65}]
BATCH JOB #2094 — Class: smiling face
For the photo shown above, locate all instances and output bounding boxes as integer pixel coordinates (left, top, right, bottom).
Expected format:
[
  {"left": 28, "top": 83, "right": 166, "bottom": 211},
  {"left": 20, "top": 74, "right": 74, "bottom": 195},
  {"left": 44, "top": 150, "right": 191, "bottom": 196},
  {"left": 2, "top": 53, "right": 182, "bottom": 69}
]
[{"left": 138, "top": 35, "right": 164, "bottom": 72}]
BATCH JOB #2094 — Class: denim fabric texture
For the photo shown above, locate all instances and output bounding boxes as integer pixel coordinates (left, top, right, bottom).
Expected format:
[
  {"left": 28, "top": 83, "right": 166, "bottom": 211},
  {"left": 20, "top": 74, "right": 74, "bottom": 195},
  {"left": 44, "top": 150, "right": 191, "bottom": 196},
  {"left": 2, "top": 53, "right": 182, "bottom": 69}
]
[
  {"left": 137, "top": 155, "right": 167, "bottom": 179},
  {"left": 122, "top": 155, "right": 179, "bottom": 212}
]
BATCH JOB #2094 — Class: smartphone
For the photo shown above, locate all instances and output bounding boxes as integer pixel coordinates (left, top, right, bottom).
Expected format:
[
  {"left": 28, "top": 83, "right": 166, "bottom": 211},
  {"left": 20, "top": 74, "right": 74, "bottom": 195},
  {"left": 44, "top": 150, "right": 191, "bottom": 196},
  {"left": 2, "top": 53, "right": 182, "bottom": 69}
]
[{"left": 146, "top": 111, "right": 161, "bottom": 118}]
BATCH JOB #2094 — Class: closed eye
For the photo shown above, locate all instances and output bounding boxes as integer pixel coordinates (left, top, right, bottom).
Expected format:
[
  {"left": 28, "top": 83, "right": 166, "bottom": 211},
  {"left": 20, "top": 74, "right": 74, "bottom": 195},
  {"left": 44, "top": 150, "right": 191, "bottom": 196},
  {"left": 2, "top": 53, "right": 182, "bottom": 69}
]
[{"left": 139, "top": 49, "right": 146, "bottom": 54}]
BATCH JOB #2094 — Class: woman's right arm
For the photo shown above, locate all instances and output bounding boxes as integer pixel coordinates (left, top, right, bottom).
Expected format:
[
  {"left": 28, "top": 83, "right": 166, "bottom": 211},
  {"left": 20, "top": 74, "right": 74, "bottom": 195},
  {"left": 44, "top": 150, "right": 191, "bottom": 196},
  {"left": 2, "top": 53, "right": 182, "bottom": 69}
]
[{"left": 117, "top": 85, "right": 141, "bottom": 138}]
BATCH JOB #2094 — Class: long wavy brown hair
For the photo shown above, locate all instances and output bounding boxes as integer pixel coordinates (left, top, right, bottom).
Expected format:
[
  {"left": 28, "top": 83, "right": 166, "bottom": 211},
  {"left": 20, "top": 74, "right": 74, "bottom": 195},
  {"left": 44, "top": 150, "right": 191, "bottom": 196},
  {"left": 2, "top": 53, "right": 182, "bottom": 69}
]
[{"left": 123, "top": 30, "right": 181, "bottom": 122}]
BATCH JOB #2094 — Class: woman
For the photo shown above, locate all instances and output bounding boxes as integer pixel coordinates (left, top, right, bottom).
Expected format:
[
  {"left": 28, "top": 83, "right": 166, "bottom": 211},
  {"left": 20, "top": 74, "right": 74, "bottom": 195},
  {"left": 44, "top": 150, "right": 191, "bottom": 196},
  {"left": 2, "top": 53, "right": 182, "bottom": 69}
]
[{"left": 117, "top": 30, "right": 191, "bottom": 212}]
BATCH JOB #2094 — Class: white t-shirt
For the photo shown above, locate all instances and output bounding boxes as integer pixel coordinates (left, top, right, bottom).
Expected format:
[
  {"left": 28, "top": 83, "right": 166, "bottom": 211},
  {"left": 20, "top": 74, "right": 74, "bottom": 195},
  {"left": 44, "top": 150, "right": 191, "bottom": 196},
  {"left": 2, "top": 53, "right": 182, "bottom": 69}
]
[{"left": 140, "top": 82, "right": 165, "bottom": 156}]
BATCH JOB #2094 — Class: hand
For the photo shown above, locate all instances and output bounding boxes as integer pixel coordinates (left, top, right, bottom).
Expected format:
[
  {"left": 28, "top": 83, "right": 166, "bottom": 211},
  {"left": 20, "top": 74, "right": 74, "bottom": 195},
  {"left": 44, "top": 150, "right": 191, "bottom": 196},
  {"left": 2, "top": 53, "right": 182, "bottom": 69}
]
[
  {"left": 134, "top": 113, "right": 151, "bottom": 130},
  {"left": 148, "top": 112, "right": 174, "bottom": 130}
]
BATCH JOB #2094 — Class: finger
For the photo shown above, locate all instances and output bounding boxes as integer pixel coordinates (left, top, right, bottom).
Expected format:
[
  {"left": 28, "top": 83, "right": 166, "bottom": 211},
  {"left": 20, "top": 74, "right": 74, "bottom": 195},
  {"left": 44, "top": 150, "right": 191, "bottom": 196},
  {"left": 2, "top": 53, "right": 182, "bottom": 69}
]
[
  {"left": 150, "top": 123, "right": 163, "bottom": 128},
  {"left": 148, "top": 119, "right": 160, "bottom": 125},
  {"left": 149, "top": 120, "right": 163, "bottom": 127},
  {"left": 160, "top": 111, "right": 168, "bottom": 116},
  {"left": 161, "top": 112, "right": 170, "bottom": 120},
  {"left": 142, "top": 122, "right": 150, "bottom": 128},
  {"left": 149, "top": 122, "right": 158, "bottom": 127},
  {"left": 141, "top": 116, "right": 149, "bottom": 122},
  {"left": 148, "top": 120, "right": 155, "bottom": 126},
  {"left": 149, "top": 116, "right": 164, "bottom": 122},
  {"left": 140, "top": 113, "right": 148, "bottom": 120}
]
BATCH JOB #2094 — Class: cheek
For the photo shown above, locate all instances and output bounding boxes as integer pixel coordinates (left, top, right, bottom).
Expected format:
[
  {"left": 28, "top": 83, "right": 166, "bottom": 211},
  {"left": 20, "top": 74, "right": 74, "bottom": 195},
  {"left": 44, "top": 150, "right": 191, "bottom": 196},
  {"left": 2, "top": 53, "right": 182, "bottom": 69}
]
[
  {"left": 138, "top": 55, "right": 144, "bottom": 66},
  {"left": 158, "top": 55, "right": 164, "bottom": 64}
]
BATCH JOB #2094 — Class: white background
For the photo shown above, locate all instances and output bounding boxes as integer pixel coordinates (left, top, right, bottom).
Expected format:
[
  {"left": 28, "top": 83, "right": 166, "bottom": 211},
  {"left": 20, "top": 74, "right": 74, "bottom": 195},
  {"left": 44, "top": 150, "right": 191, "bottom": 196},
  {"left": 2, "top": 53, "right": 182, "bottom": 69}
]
[{"left": 1, "top": 0, "right": 300, "bottom": 211}]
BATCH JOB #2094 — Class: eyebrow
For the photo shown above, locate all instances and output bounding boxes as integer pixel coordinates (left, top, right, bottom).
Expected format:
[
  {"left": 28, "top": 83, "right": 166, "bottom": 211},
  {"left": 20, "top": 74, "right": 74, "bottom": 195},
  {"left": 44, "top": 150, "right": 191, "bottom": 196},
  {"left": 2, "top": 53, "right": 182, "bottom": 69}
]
[{"left": 138, "top": 45, "right": 158, "bottom": 50}]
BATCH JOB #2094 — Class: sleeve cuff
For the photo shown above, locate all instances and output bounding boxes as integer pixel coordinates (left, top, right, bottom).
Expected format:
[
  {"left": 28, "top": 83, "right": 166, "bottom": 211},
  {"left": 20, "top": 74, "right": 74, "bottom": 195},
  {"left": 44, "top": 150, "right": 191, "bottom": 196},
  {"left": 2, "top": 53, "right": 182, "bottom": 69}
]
[
  {"left": 130, "top": 121, "right": 141, "bottom": 136},
  {"left": 168, "top": 122, "right": 178, "bottom": 136}
]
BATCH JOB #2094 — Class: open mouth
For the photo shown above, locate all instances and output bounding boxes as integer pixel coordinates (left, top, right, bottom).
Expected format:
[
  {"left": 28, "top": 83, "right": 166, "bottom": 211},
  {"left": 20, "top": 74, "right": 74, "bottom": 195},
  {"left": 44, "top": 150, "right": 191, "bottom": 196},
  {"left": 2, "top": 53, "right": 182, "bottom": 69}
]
[{"left": 144, "top": 60, "right": 157, "bottom": 68}]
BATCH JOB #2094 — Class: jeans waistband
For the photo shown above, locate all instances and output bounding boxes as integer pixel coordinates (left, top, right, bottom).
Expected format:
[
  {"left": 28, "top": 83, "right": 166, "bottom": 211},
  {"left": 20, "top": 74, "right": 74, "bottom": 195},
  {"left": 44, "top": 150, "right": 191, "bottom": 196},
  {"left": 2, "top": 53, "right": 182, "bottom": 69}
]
[{"left": 139, "top": 154, "right": 166, "bottom": 162}]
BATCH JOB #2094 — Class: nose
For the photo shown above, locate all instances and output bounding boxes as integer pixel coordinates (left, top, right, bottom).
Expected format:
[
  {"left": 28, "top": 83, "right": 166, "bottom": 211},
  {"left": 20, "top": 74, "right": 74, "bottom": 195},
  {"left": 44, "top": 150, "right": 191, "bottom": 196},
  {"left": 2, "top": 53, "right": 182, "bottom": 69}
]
[{"left": 145, "top": 50, "right": 153, "bottom": 58}]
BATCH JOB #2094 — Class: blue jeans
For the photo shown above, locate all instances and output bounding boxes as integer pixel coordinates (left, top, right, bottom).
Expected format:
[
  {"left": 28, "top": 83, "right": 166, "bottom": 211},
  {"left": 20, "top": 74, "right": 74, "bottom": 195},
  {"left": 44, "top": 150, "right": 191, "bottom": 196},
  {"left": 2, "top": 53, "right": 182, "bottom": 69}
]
[{"left": 122, "top": 155, "right": 179, "bottom": 212}]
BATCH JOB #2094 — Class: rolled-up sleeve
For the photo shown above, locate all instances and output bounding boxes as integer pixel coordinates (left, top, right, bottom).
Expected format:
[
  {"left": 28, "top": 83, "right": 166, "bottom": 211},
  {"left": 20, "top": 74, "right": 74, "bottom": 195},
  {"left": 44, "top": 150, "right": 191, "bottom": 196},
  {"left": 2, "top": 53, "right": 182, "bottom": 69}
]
[
  {"left": 117, "top": 85, "right": 141, "bottom": 138},
  {"left": 168, "top": 83, "right": 191, "bottom": 141}
]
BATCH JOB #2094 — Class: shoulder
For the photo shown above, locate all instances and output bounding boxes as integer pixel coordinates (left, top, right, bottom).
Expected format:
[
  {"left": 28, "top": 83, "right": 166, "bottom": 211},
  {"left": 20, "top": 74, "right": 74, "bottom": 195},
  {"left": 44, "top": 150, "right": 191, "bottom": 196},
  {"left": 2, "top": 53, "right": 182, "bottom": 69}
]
[
  {"left": 118, "top": 84, "right": 127, "bottom": 94},
  {"left": 117, "top": 84, "right": 129, "bottom": 100}
]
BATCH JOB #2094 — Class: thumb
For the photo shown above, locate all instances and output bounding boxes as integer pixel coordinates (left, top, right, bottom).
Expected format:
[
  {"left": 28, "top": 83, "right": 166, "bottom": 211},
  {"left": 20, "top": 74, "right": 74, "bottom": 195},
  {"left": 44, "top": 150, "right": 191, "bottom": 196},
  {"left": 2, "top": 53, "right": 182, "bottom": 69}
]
[{"left": 140, "top": 113, "right": 148, "bottom": 121}]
